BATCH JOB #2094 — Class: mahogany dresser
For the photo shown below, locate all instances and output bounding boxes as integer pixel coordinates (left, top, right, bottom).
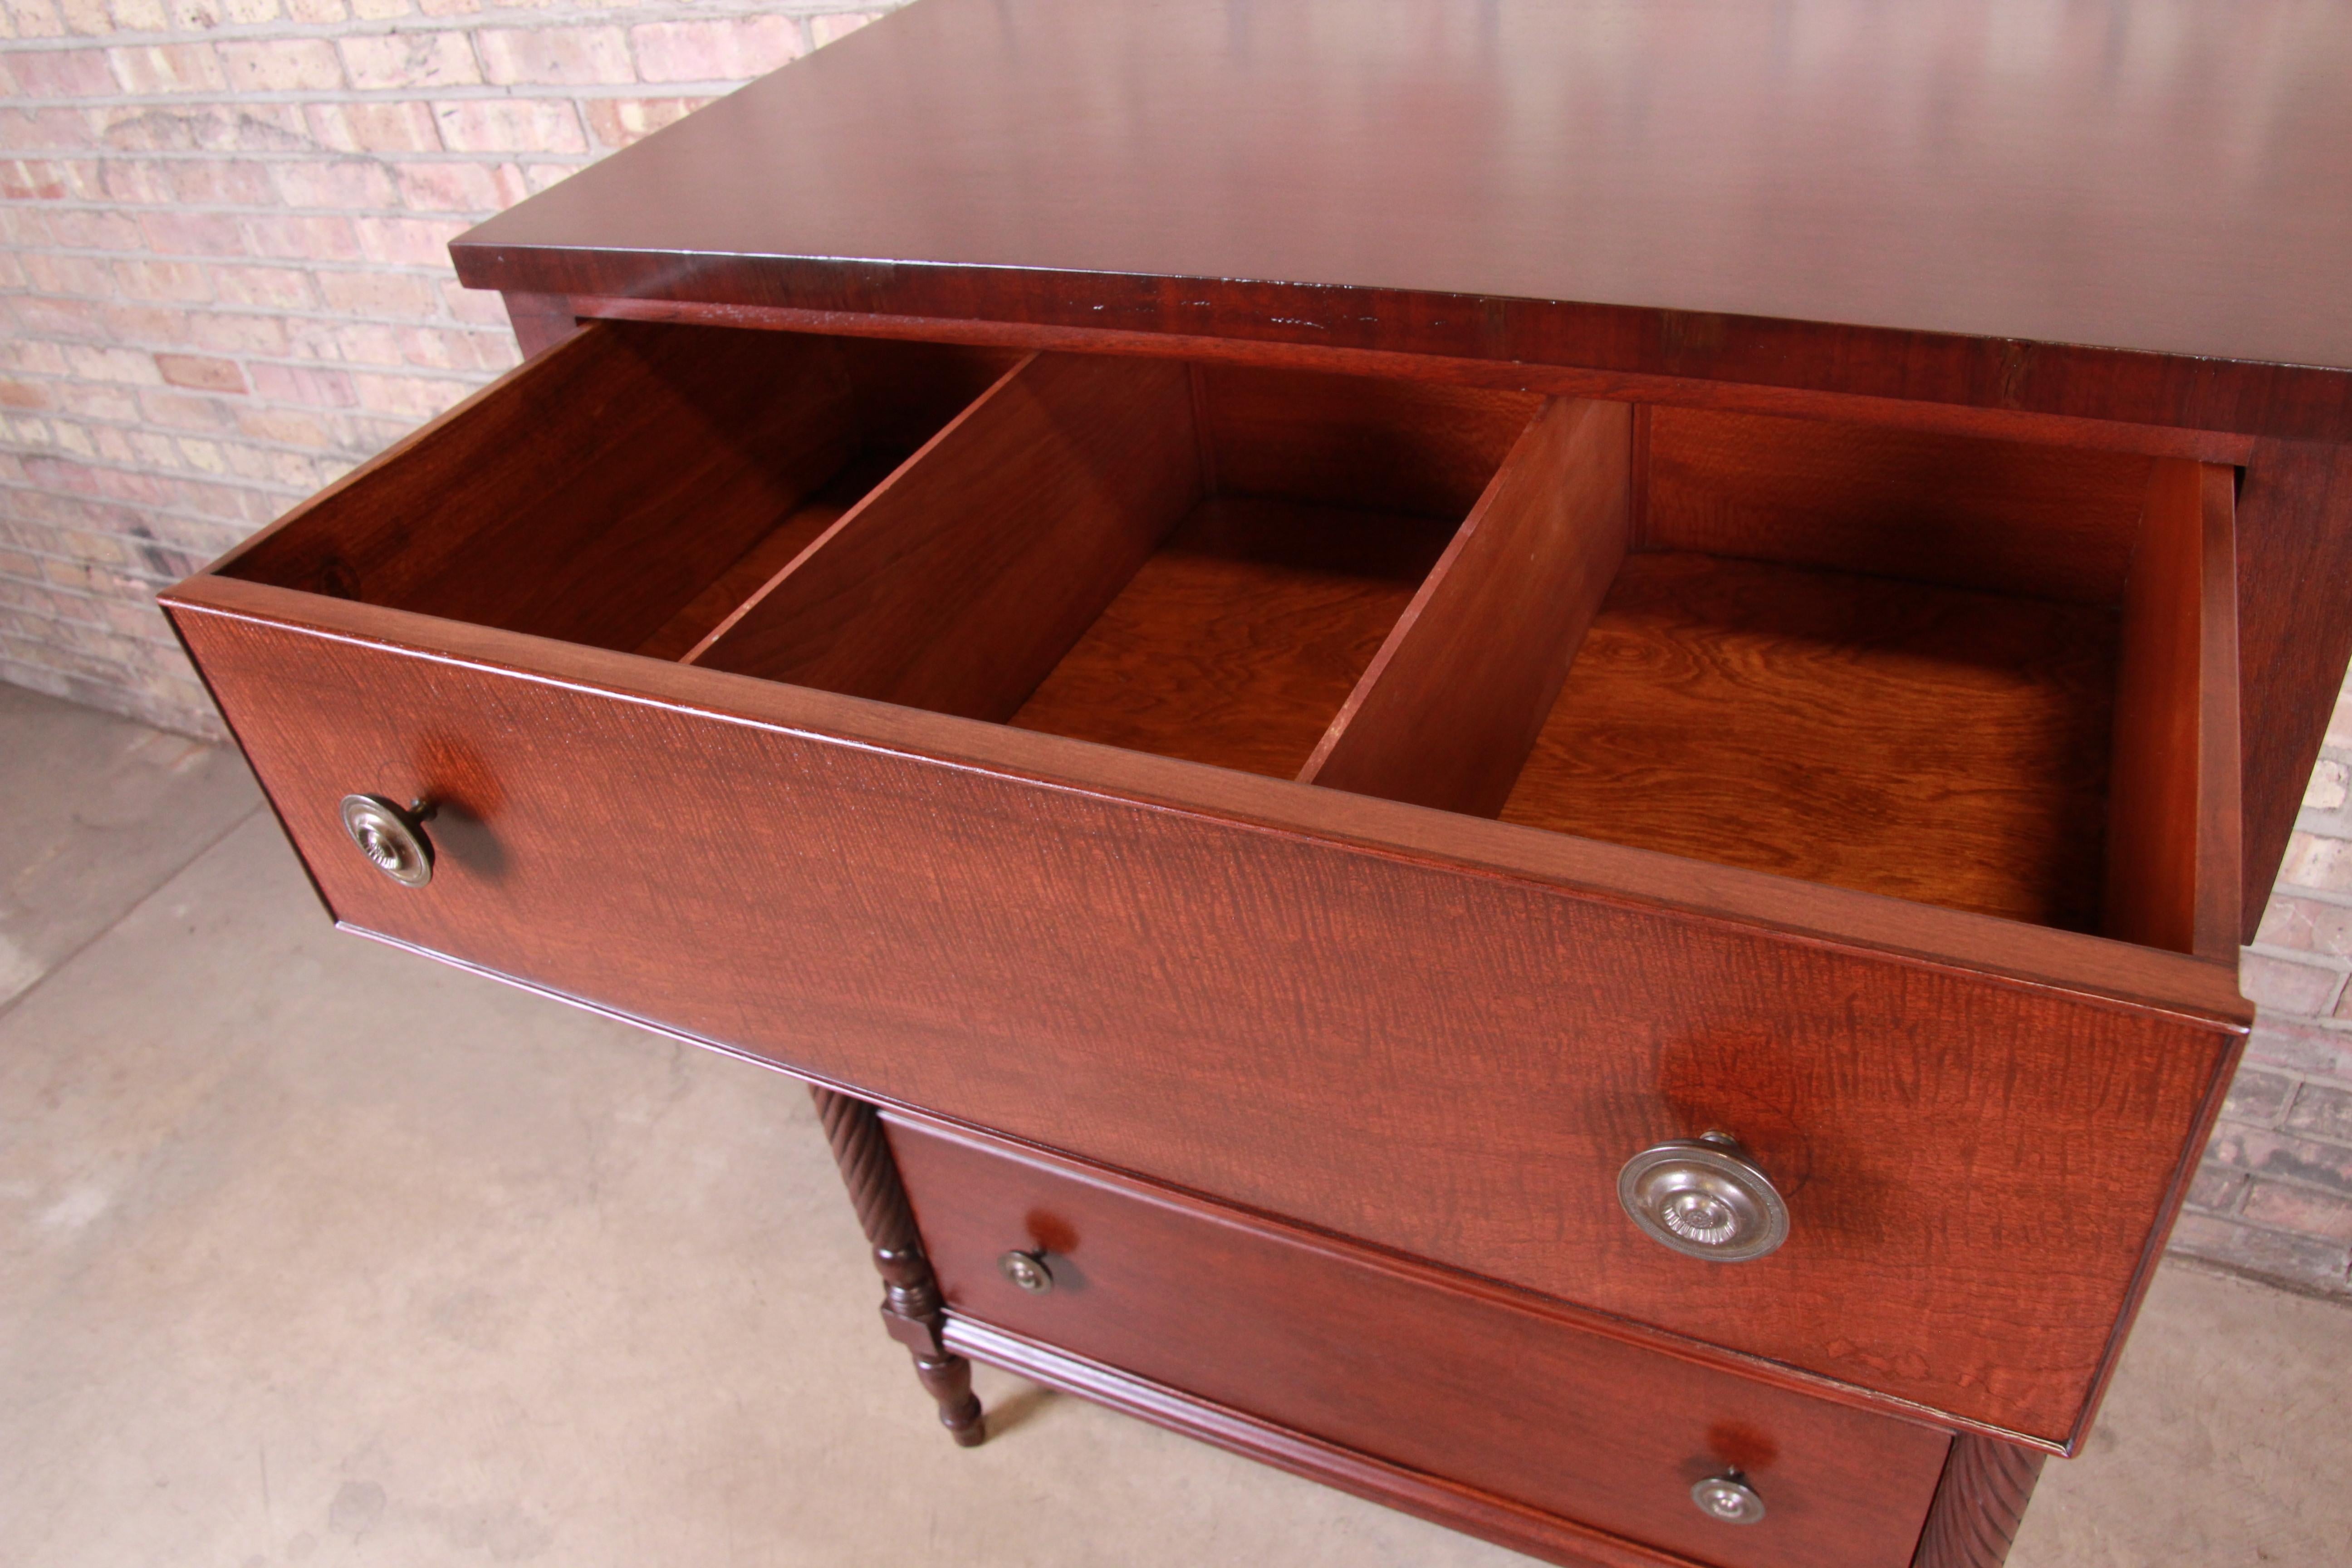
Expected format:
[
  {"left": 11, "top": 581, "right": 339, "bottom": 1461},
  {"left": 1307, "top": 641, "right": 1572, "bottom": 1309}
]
[{"left": 160, "top": 2, "right": 2352, "bottom": 1565}]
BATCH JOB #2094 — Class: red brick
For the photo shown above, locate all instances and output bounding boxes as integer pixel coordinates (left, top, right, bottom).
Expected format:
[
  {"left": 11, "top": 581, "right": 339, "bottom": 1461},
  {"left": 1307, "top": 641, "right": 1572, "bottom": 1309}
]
[
  {"left": 440, "top": 278, "right": 509, "bottom": 327},
  {"left": 187, "top": 311, "right": 289, "bottom": 356},
  {"left": 2185, "top": 1163, "right": 2247, "bottom": 1213},
  {"left": 397, "top": 324, "right": 515, "bottom": 372},
  {"left": 2258, "top": 895, "right": 2352, "bottom": 958},
  {"left": 477, "top": 25, "right": 631, "bottom": 86},
  {"left": 2282, "top": 832, "right": 2352, "bottom": 893},
  {"left": 236, "top": 407, "right": 331, "bottom": 447},
  {"left": 245, "top": 214, "right": 362, "bottom": 261},
  {"left": 339, "top": 28, "right": 480, "bottom": 89},
  {"left": 138, "top": 387, "right": 237, "bottom": 431},
  {"left": 152, "top": 353, "right": 246, "bottom": 393},
  {"left": 250, "top": 362, "right": 356, "bottom": 407},
  {"left": 210, "top": 263, "right": 315, "bottom": 309},
  {"left": 305, "top": 99, "right": 441, "bottom": 154},
  {"left": 429, "top": 98, "right": 585, "bottom": 154},
  {"left": 2284, "top": 1081, "right": 2352, "bottom": 1143},
  {"left": 164, "top": 158, "right": 275, "bottom": 206},
  {"left": 2242, "top": 952, "right": 2343, "bottom": 1015},
  {"left": 582, "top": 94, "right": 710, "bottom": 150},
  {"left": 392, "top": 158, "right": 524, "bottom": 212},
  {"left": 2209, "top": 1124, "right": 2352, "bottom": 1196},
  {"left": 4, "top": 1, "right": 69, "bottom": 39},
  {"left": 271, "top": 158, "right": 398, "bottom": 209},
  {"left": 2310, "top": 759, "right": 2351, "bottom": 812},
  {"left": 2220, "top": 1067, "right": 2296, "bottom": 1127},
  {"left": 2241, "top": 1179, "right": 2352, "bottom": 1243},
  {"left": 218, "top": 38, "right": 344, "bottom": 93},
  {"left": 632, "top": 18, "right": 803, "bottom": 84},
  {"left": 0, "top": 157, "right": 70, "bottom": 199},
  {"left": 45, "top": 207, "right": 145, "bottom": 250},
  {"left": 110, "top": 258, "right": 213, "bottom": 303},
  {"left": 0, "top": 106, "right": 98, "bottom": 151},
  {"left": 2246, "top": 1017, "right": 2352, "bottom": 1080},
  {"left": 353, "top": 213, "right": 466, "bottom": 266},
  {"left": 318, "top": 269, "right": 440, "bottom": 316},
  {"left": 108, "top": 42, "right": 227, "bottom": 94},
  {"left": 137, "top": 210, "right": 247, "bottom": 257},
  {"left": 99, "top": 302, "right": 190, "bottom": 343},
  {"left": 0, "top": 380, "right": 54, "bottom": 411},
  {"left": 812, "top": 11, "right": 883, "bottom": 48},
  {"left": 352, "top": 370, "right": 469, "bottom": 419},
  {"left": 6, "top": 48, "right": 117, "bottom": 98}
]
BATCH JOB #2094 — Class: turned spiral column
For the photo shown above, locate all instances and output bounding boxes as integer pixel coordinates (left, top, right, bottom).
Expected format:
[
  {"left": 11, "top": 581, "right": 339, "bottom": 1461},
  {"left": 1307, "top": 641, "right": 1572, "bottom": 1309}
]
[{"left": 809, "top": 1085, "right": 986, "bottom": 1447}]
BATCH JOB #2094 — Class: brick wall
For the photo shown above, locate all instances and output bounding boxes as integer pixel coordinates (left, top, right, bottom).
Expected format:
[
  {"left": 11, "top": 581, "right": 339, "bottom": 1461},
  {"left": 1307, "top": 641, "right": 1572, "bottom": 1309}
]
[
  {"left": 0, "top": 0, "right": 898, "bottom": 732},
  {"left": 7, "top": 0, "right": 2352, "bottom": 1298},
  {"left": 2179, "top": 697, "right": 2352, "bottom": 1297}
]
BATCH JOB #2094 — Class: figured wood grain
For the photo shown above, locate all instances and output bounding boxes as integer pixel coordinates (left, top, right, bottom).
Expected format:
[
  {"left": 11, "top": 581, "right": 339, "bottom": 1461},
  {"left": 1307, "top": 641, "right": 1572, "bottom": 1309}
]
[
  {"left": 1908, "top": 1436, "right": 2044, "bottom": 1568},
  {"left": 447, "top": 0, "right": 2352, "bottom": 446},
  {"left": 1501, "top": 554, "right": 2120, "bottom": 931},
  {"left": 219, "top": 321, "right": 1012, "bottom": 656},
  {"left": 1009, "top": 495, "right": 1453, "bottom": 779},
  {"left": 2103, "top": 462, "right": 2241, "bottom": 957},
  {"left": 1643, "top": 407, "right": 2154, "bottom": 605},
  {"left": 892, "top": 1116, "right": 1948, "bottom": 1568},
  {"left": 946, "top": 1320, "right": 1709, "bottom": 1568},
  {"left": 690, "top": 350, "right": 1201, "bottom": 721},
  {"left": 163, "top": 580, "right": 2245, "bottom": 1445},
  {"left": 1304, "top": 397, "right": 1627, "bottom": 815}
]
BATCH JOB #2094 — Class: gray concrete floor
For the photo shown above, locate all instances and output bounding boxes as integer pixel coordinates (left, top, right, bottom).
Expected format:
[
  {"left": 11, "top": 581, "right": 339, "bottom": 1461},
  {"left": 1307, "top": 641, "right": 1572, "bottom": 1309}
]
[{"left": 3, "top": 681, "right": 2346, "bottom": 1568}]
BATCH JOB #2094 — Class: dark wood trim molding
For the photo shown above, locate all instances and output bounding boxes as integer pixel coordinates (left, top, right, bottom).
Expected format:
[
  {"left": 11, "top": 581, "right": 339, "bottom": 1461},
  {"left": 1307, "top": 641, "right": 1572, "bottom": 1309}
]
[
  {"left": 944, "top": 1315, "right": 1703, "bottom": 1568},
  {"left": 809, "top": 1084, "right": 987, "bottom": 1447}
]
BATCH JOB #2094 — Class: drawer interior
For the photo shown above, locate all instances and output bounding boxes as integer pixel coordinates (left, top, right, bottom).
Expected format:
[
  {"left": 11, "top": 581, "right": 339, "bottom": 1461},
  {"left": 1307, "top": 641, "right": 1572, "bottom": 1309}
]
[{"left": 218, "top": 321, "right": 2237, "bottom": 955}]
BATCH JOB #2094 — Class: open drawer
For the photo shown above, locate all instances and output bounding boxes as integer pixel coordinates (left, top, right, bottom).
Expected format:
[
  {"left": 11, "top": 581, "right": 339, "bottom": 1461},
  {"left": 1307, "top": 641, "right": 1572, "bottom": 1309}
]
[{"left": 163, "top": 320, "right": 2249, "bottom": 1449}]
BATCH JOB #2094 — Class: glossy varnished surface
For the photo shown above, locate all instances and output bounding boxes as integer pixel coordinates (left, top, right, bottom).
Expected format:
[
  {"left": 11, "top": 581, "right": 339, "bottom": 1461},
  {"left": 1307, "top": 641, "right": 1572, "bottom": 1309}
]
[
  {"left": 163, "top": 580, "right": 2243, "bottom": 1445},
  {"left": 891, "top": 1117, "right": 1951, "bottom": 1568},
  {"left": 453, "top": 0, "right": 2352, "bottom": 438},
  {"left": 1502, "top": 554, "right": 2120, "bottom": 931}
]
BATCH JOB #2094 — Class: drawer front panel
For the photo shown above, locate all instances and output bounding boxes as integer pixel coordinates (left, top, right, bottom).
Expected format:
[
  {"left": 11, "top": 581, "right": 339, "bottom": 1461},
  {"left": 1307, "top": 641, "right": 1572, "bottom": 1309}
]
[
  {"left": 170, "top": 593, "right": 2238, "bottom": 1443},
  {"left": 889, "top": 1117, "right": 1950, "bottom": 1568}
]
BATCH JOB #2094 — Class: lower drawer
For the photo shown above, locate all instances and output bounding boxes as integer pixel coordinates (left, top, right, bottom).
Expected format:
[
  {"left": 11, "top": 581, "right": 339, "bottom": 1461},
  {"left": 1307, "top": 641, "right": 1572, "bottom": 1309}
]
[{"left": 886, "top": 1117, "right": 1952, "bottom": 1568}]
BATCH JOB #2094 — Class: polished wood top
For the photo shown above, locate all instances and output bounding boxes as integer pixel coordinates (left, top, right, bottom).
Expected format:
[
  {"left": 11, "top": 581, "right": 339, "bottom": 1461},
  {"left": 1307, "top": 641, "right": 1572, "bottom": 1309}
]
[{"left": 453, "top": 0, "right": 2352, "bottom": 439}]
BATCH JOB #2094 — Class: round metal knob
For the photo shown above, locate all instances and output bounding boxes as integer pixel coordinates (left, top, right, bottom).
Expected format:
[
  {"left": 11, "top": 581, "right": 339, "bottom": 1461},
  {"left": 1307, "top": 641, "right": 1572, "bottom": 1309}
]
[
  {"left": 1617, "top": 1134, "right": 1788, "bottom": 1262},
  {"left": 339, "top": 794, "right": 435, "bottom": 888},
  {"left": 1691, "top": 1471, "right": 1766, "bottom": 1525},
  {"left": 997, "top": 1249, "right": 1055, "bottom": 1294}
]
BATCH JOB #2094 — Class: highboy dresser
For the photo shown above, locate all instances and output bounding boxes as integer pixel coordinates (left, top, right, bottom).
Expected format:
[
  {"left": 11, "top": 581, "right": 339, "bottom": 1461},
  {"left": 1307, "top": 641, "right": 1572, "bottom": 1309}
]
[{"left": 162, "top": 2, "right": 2352, "bottom": 1564}]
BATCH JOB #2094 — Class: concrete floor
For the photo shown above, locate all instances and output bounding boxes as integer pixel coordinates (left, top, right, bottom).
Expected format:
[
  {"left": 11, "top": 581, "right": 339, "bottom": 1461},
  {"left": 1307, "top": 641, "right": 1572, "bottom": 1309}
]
[{"left": 3, "top": 681, "right": 2347, "bottom": 1568}]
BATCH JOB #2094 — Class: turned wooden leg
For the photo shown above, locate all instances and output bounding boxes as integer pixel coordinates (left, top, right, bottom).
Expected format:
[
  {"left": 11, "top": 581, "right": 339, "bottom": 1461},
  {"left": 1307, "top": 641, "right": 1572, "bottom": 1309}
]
[
  {"left": 1910, "top": 1434, "right": 2046, "bottom": 1568},
  {"left": 810, "top": 1085, "right": 986, "bottom": 1447}
]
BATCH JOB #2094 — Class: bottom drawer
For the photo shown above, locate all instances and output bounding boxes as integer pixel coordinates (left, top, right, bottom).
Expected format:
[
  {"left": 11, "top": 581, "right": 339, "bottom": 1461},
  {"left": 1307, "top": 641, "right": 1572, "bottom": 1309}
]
[{"left": 887, "top": 1118, "right": 1953, "bottom": 1568}]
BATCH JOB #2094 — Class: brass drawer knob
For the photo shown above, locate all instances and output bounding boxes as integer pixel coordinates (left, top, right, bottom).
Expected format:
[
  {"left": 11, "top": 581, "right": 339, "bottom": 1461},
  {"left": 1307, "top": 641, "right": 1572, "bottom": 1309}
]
[
  {"left": 997, "top": 1249, "right": 1055, "bottom": 1294},
  {"left": 339, "top": 794, "right": 436, "bottom": 888},
  {"left": 1690, "top": 1471, "right": 1766, "bottom": 1525},
  {"left": 1617, "top": 1134, "right": 1788, "bottom": 1262}
]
